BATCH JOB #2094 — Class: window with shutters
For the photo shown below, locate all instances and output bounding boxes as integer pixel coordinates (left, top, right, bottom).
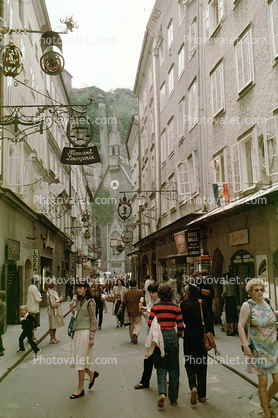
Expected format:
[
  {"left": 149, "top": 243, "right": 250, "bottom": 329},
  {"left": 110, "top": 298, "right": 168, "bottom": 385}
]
[
  {"left": 159, "top": 39, "right": 165, "bottom": 65},
  {"left": 189, "top": 22, "right": 197, "bottom": 58},
  {"left": 167, "top": 117, "right": 174, "bottom": 156},
  {"left": 204, "top": 0, "right": 223, "bottom": 39},
  {"left": 234, "top": 27, "right": 254, "bottom": 94},
  {"left": 188, "top": 80, "right": 198, "bottom": 130},
  {"left": 168, "top": 65, "right": 174, "bottom": 95},
  {"left": 168, "top": 19, "right": 173, "bottom": 50},
  {"left": 231, "top": 127, "right": 260, "bottom": 193},
  {"left": 8, "top": 143, "right": 23, "bottom": 194},
  {"left": 36, "top": 181, "right": 49, "bottom": 214},
  {"left": 161, "top": 129, "right": 167, "bottom": 165},
  {"left": 188, "top": 151, "right": 199, "bottom": 195},
  {"left": 268, "top": 0, "right": 278, "bottom": 60},
  {"left": 179, "top": 0, "right": 185, "bottom": 25},
  {"left": 177, "top": 99, "right": 185, "bottom": 142},
  {"left": 160, "top": 82, "right": 166, "bottom": 111},
  {"left": 261, "top": 115, "right": 278, "bottom": 176},
  {"left": 161, "top": 183, "right": 168, "bottom": 215},
  {"left": 210, "top": 61, "right": 224, "bottom": 116},
  {"left": 177, "top": 161, "right": 189, "bottom": 202},
  {"left": 212, "top": 149, "right": 226, "bottom": 183},
  {"left": 178, "top": 44, "right": 185, "bottom": 78}
]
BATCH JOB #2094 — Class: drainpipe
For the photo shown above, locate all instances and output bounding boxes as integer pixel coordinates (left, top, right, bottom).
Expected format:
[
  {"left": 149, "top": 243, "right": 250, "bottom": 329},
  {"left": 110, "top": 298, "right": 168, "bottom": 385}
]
[
  {"left": 153, "top": 42, "right": 161, "bottom": 227},
  {"left": 197, "top": 0, "right": 208, "bottom": 212}
]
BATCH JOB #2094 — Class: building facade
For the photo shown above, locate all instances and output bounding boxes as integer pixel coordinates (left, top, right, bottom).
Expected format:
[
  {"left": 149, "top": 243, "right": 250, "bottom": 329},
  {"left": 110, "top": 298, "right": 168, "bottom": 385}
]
[
  {"left": 0, "top": 0, "right": 94, "bottom": 322},
  {"left": 132, "top": 0, "right": 278, "bottom": 312}
]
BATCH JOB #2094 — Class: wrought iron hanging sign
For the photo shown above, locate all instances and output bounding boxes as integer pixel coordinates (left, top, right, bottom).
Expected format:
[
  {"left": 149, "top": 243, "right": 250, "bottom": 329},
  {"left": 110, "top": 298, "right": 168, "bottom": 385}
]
[
  {"left": 1, "top": 41, "right": 24, "bottom": 77},
  {"left": 40, "top": 31, "right": 65, "bottom": 75},
  {"left": 118, "top": 194, "right": 132, "bottom": 220},
  {"left": 121, "top": 224, "right": 133, "bottom": 243}
]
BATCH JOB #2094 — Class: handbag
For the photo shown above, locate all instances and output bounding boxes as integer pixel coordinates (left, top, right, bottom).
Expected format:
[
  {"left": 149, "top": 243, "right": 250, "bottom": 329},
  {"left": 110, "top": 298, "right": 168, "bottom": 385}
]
[
  {"left": 68, "top": 315, "right": 76, "bottom": 339},
  {"left": 199, "top": 299, "right": 220, "bottom": 355}
]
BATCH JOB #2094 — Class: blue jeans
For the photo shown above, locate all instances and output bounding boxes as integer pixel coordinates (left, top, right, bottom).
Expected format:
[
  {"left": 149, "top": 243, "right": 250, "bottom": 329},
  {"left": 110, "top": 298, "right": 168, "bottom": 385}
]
[{"left": 153, "top": 329, "right": 180, "bottom": 403}]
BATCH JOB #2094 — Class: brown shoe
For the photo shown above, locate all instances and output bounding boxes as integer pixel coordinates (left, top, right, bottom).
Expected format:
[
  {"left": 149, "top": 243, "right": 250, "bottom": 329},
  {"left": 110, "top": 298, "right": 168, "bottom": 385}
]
[
  {"left": 158, "top": 394, "right": 165, "bottom": 407},
  {"left": 190, "top": 387, "right": 198, "bottom": 405},
  {"left": 132, "top": 334, "right": 138, "bottom": 344}
]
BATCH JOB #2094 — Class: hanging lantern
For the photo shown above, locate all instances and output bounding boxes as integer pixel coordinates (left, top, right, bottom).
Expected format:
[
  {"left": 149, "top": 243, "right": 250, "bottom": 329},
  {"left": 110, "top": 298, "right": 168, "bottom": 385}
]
[
  {"left": 1, "top": 41, "right": 24, "bottom": 77},
  {"left": 83, "top": 229, "right": 91, "bottom": 240}
]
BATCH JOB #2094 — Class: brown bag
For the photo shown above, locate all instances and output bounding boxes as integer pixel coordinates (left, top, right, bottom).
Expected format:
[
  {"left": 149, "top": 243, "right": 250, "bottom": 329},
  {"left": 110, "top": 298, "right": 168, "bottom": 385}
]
[{"left": 199, "top": 300, "right": 220, "bottom": 355}]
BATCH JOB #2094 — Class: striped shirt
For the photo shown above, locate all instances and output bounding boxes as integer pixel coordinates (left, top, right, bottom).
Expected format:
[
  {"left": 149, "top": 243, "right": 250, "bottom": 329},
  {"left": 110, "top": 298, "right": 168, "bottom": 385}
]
[{"left": 148, "top": 300, "right": 184, "bottom": 337}]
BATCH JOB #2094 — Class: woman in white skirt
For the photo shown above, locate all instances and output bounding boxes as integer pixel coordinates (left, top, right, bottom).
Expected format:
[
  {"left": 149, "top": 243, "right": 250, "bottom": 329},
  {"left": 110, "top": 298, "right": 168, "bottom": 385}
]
[
  {"left": 47, "top": 279, "right": 65, "bottom": 343},
  {"left": 69, "top": 279, "right": 99, "bottom": 399}
]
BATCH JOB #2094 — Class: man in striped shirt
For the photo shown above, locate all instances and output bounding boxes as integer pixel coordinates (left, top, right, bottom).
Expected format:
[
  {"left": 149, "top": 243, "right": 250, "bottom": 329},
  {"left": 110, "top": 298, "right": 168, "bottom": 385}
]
[{"left": 148, "top": 283, "right": 184, "bottom": 408}]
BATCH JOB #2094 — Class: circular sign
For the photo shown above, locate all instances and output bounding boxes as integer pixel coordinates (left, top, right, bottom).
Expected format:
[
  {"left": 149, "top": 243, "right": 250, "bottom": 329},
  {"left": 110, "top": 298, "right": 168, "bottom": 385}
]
[{"left": 110, "top": 180, "right": 119, "bottom": 190}]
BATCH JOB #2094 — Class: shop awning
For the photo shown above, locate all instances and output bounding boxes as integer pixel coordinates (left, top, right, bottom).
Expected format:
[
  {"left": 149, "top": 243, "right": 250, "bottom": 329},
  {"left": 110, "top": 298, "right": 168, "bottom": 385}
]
[{"left": 187, "top": 183, "right": 278, "bottom": 228}]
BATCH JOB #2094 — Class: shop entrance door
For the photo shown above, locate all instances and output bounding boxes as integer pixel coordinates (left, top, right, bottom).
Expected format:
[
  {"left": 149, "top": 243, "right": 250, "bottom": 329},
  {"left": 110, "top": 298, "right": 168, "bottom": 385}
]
[
  {"left": 6, "top": 263, "right": 20, "bottom": 324},
  {"left": 231, "top": 250, "right": 254, "bottom": 305}
]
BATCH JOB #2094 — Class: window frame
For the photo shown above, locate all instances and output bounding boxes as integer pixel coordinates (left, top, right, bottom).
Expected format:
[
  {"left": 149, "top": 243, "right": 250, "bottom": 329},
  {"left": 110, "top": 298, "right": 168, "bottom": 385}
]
[
  {"left": 167, "top": 117, "right": 174, "bottom": 157},
  {"left": 188, "top": 80, "right": 198, "bottom": 131},
  {"left": 168, "top": 19, "right": 173, "bottom": 50},
  {"left": 159, "top": 38, "right": 165, "bottom": 65},
  {"left": 161, "top": 129, "right": 167, "bottom": 165},
  {"left": 231, "top": 126, "right": 260, "bottom": 193},
  {"left": 8, "top": 142, "right": 24, "bottom": 195},
  {"left": 178, "top": 43, "right": 185, "bottom": 78},
  {"left": 210, "top": 61, "right": 225, "bottom": 117},
  {"left": 187, "top": 150, "right": 199, "bottom": 195},
  {"left": 189, "top": 22, "right": 197, "bottom": 57},
  {"left": 268, "top": 0, "right": 278, "bottom": 61},
  {"left": 204, "top": 0, "right": 224, "bottom": 39},
  {"left": 160, "top": 82, "right": 166, "bottom": 111},
  {"left": 177, "top": 161, "right": 190, "bottom": 202},
  {"left": 234, "top": 26, "right": 255, "bottom": 94},
  {"left": 177, "top": 99, "right": 185, "bottom": 142},
  {"left": 168, "top": 64, "right": 174, "bottom": 95}
]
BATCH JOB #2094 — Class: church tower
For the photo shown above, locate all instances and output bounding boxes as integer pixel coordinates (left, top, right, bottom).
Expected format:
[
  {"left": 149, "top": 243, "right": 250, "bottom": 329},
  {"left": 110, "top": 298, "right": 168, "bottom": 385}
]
[
  {"left": 97, "top": 94, "right": 109, "bottom": 175},
  {"left": 108, "top": 100, "right": 122, "bottom": 172}
]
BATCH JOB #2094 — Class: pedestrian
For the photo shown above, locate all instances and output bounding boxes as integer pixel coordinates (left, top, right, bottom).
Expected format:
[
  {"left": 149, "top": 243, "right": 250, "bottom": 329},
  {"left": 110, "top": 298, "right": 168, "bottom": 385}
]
[
  {"left": 192, "top": 270, "right": 215, "bottom": 335},
  {"left": 112, "top": 278, "right": 126, "bottom": 327},
  {"left": 17, "top": 305, "right": 40, "bottom": 356},
  {"left": 47, "top": 278, "right": 65, "bottom": 343},
  {"left": 143, "top": 275, "right": 154, "bottom": 304},
  {"left": 180, "top": 283, "right": 213, "bottom": 405},
  {"left": 0, "top": 291, "right": 7, "bottom": 356},
  {"left": 238, "top": 278, "right": 278, "bottom": 418},
  {"left": 120, "top": 278, "right": 144, "bottom": 344},
  {"left": 148, "top": 283, "right": 184, "bottom": 408},
  {"left": 69, "top": 279, "right": 99, "bottom": 399},
  {"left": 91, "top": 279, "right": 105, "bottom": 330},
  {"left": 125, "top": 274, "right": 130, "bottom": 289},
  {"left": 66, "top": 274, "right": 74, "bottom": 301},
  {"left": 134, "top": 282, "right": 159, "bottom": 389},
  {"left": 26, "top": 275, "right": 42, "bottom": 342},
  {"left": 221, "top": 273, "right": 238, "bottom": 335}
]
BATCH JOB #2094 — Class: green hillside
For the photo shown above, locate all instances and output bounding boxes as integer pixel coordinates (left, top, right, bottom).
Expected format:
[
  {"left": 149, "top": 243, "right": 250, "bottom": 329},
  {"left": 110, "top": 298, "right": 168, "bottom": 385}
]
[{"left": 69, "top": 87, "right": 138, "bottom": 148}]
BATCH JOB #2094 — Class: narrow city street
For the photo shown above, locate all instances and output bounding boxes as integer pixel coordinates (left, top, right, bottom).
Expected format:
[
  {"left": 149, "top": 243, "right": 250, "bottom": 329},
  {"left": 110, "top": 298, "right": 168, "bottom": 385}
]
[{"left": 0, "top": 303, "right": 275, "bottom": 418}]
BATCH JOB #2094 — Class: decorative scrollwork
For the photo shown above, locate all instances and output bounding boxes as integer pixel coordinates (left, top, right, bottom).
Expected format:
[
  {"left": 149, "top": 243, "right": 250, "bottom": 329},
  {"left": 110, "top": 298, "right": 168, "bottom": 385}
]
[{"left": 60, "top": 16, "right": 79, "bottom": 33}]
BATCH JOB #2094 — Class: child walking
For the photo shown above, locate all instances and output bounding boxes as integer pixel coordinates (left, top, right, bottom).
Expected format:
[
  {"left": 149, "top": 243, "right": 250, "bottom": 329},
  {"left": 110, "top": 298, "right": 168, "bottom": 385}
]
[{"left": 17, "top": 305, "right": 41, "bottom": 356}]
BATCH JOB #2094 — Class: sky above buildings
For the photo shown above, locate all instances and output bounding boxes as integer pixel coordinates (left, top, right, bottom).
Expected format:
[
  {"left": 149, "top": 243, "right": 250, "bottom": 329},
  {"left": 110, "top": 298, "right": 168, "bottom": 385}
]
[{"left": 46, "top": 0, "right": 155, "bottom": 92}]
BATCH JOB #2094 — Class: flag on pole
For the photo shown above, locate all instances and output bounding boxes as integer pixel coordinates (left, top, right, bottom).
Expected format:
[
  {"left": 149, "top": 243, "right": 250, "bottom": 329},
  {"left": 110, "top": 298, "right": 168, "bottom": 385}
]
[{"left": 212, "top": 183, "right": 230, "bottom": 206}]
